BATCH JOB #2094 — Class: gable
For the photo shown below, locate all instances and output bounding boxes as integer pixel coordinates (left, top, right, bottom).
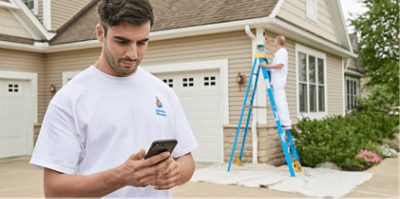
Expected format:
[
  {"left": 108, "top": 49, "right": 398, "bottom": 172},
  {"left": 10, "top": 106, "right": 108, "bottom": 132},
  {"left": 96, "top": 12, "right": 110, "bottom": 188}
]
[
  {"left": 0, "top": 7, "right": 33, "bottom": 39},
  {"left": 277, "top": 0, "right": 351, "bottom": 50}
]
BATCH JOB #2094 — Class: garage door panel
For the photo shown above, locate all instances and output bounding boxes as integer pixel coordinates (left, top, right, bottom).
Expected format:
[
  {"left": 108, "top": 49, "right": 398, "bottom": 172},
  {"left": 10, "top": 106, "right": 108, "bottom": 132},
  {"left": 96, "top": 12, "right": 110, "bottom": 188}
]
[
  {"left": 0, "top": 79, "right": 31, "bottom": 158},
  {"left": 156, "top": 69, "right": 223, "bottom": 163}
]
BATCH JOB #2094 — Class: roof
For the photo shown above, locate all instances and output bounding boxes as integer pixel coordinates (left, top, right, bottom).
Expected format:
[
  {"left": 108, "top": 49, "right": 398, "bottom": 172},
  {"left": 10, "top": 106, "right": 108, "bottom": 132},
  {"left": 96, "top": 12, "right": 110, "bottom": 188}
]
[
  {"left": 50, "top": 0, "right": 278, "bottom": 45},
  {"left": 0, "top": 34, "right": 34, "bottom": 45}
]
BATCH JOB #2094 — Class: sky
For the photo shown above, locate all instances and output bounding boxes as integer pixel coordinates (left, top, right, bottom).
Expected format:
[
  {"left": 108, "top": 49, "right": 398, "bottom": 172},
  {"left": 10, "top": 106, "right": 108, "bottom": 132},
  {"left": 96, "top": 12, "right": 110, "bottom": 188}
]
[{"left": 339, "top": 0, "right": 368, "bottom": 32}]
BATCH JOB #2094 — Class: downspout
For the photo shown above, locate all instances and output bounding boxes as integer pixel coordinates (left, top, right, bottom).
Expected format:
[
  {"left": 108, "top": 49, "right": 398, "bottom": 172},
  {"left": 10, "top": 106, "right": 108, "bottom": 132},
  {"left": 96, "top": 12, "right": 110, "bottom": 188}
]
[{"left": 245, "top": 25, "right": 258, "bottom": 164}]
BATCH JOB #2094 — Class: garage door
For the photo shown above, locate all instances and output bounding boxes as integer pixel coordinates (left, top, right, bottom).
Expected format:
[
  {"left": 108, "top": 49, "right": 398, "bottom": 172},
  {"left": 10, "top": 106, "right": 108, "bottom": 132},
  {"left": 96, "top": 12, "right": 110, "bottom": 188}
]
[
  {"left": 156, "top": 70, "right": 222, "bottom": 163},
  {"left": 0, "top": 79, "right": 32, "bottom": 158}
]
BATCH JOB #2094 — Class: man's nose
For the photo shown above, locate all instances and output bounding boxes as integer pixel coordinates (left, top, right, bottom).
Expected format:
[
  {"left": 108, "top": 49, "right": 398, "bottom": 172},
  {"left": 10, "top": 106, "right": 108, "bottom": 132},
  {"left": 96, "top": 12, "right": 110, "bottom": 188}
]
[{"left": 126, "top": 44, "right": 138, "bottom": 60}]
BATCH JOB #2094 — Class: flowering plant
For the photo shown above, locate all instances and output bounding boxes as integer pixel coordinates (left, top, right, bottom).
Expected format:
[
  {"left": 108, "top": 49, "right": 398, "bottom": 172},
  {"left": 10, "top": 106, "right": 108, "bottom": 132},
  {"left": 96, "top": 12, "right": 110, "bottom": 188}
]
[{"left": 356, "top": 150, "right": 382, "bottom": 163}]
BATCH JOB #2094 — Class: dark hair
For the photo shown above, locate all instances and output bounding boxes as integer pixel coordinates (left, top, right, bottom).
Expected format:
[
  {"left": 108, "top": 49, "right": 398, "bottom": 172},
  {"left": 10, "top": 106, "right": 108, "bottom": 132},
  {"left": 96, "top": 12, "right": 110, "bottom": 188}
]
[{"left": 98, "top": 0, "right": 154, "bottom": 35}]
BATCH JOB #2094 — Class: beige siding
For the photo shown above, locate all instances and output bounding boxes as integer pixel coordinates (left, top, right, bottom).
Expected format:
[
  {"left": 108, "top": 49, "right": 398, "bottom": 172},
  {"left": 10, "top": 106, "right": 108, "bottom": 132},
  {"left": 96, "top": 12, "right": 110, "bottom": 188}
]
[
  {"left": 278, "top": 0, "right": 340, "bottom": 44},
  {"left": 0, "top": 7, "right": 32, "bottom": 38},
  {"left": 347, "top": 57, "right": 358, "bottom": 70},
  {"left": 0, "top": 48, "right": 46, "bottom": 123},
  {"left": 45, "top": 31, "right": 252, "bottom": 124},
  {"left": 45, "top": 48, "right": 100, "bottom": 104},
  {"left": 38, "top": 0, "right": 43, "bottom": 23},
  {"left": 143, "top": 31, "right": 252, "bottom": 124},
  {"left": 51, "top": 0, "right": 91, "bottom": 31},
  {"left": 327, "top": 54, "right": 344, "bottom": 116}
]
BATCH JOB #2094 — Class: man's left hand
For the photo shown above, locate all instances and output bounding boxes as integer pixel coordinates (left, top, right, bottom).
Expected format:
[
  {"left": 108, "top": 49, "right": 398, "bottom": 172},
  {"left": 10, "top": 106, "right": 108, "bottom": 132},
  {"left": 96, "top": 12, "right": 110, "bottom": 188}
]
[{"left": 154, "top": 158, "right": 181, "bottom": 190}]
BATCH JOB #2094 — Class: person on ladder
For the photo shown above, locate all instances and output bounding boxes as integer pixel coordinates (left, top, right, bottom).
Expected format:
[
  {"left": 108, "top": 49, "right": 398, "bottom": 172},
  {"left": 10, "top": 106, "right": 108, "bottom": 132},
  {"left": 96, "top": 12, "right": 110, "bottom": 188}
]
[{"left": 260, "top": 34, "right": 292, "bottom": 130}]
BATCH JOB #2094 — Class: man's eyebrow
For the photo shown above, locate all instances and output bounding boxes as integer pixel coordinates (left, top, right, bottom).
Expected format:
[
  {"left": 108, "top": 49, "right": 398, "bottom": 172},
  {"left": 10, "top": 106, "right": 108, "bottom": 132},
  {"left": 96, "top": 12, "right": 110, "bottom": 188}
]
[
  {"left": 113, "top": 36, "right": 131, "bottom": 41},
  {"left": 113, "top": 36, "right": 149, "bottom": 43}
]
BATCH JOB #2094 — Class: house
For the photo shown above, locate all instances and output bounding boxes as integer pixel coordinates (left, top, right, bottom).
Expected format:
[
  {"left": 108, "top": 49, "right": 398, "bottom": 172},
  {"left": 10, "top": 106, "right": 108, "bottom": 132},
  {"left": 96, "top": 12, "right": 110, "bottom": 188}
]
[{"left": 0, "top": 0, "right": 358, "bottom": 165}]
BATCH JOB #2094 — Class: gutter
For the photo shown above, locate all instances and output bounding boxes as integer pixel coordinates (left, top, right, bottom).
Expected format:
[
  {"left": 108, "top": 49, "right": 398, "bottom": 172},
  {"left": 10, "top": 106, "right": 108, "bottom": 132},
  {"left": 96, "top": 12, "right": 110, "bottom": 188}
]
[{"left": 244, "top": 25, "right": 259, "bottom": 164}]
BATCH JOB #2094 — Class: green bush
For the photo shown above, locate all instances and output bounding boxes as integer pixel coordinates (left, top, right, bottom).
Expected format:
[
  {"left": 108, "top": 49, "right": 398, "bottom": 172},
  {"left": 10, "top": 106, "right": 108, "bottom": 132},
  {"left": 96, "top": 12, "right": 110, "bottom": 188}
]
[{"left": 291, "top": 110, "right": 398, "bottom": 171}]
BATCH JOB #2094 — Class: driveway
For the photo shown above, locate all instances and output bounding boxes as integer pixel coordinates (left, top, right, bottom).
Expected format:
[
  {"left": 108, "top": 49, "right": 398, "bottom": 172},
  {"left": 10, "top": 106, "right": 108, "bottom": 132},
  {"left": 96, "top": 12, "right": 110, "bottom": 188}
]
[{"left": 0, "top": 156, "right": 398, "bottom": 197}]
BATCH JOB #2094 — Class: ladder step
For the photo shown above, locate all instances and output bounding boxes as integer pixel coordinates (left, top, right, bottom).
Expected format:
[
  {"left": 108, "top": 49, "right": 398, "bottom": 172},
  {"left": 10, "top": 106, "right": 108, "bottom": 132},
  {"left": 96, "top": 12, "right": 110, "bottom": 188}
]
[{"left": 244, "top": 106, "right": 267, "bottom": 109}]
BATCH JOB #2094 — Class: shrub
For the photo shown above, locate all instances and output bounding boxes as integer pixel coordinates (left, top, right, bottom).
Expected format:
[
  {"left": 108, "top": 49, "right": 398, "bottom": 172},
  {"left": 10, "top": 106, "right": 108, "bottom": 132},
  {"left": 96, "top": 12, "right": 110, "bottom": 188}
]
[{"left": 291, "top": 110, "right": 398, "bottom": 171}]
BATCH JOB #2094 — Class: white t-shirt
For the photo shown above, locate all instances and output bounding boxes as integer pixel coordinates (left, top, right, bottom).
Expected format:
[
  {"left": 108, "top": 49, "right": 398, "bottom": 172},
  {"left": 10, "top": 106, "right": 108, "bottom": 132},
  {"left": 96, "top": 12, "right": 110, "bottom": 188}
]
[
  {"left": 271, "top": 47, "right": 289, "bottom": 88},
  {"left": 30, "top": 66, "right": 198, "bottom": 198}
]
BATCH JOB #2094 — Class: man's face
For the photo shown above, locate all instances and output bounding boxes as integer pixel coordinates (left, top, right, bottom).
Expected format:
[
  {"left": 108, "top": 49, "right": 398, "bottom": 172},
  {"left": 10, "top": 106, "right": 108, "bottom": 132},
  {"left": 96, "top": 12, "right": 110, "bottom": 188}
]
[{"left": 97, "top": 22, "right": 151, "bottom": 77}]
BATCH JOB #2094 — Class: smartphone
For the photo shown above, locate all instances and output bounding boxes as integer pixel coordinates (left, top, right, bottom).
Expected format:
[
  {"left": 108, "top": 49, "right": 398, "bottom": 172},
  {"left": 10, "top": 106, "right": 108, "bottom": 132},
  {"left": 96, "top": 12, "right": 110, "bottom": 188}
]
[{"left": 144, "top": 139, "right": 178, "bottom": 159}]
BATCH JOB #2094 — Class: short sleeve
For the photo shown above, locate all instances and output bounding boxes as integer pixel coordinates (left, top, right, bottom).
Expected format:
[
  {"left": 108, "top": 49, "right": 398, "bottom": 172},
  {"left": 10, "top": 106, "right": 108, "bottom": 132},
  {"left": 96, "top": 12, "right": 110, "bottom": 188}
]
[
  {"left": 30, "top": 102, "right": 83, "bottom": 174},
  {"left": 167, "top": 90, "right": 198, "bottom": 158},
  {"left": 273, "top": 50, "right": 286, "bottom": 66}
]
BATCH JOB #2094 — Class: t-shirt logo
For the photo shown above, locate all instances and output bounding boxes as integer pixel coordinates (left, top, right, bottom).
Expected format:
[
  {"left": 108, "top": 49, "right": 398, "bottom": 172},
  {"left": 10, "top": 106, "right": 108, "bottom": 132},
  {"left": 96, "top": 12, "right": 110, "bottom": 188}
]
[{"left": 155, "top": 96, "right": 167, "bottom": 117}]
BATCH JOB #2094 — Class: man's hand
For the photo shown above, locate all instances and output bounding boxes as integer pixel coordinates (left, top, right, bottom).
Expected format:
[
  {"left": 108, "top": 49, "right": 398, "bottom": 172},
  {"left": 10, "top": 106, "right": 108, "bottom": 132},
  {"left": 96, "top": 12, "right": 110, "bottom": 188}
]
[
  {"left": 153, "top": 158, "right": 180, "bottom": 190},
  {"left": 118, "top": 149, "right": 171, "bottom": 187}
]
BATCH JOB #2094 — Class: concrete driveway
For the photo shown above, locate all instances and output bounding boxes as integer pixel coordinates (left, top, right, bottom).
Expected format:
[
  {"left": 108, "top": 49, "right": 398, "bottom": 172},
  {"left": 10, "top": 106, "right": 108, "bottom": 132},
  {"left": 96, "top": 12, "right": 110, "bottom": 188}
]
[{"left": 0, "top": 156, "right": 398, "bottom": 197}]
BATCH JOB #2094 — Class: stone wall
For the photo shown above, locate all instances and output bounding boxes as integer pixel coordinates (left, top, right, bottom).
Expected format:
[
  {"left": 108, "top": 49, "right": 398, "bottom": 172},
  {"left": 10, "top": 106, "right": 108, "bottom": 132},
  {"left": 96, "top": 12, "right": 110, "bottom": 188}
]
[{"left": 224, "top": 125, "right": 285, "bottom": 166}]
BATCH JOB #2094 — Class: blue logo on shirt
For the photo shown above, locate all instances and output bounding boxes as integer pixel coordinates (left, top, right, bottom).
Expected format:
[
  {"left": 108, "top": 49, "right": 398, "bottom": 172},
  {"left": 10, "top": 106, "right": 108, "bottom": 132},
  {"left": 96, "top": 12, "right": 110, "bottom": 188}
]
[{"left": 155, "top": 97, "right": 166, "bottom": 117}]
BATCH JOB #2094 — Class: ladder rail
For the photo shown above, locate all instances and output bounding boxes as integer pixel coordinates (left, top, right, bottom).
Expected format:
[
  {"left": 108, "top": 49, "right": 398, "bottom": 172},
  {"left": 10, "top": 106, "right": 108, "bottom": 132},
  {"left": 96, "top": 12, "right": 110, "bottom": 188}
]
[
  {"left": 261, "top": 66, "right": 296, "bottom": 177},
  {"left": 227, "top": 57, "right": 259, "bottom": 171},
  {"left": 238, "top": 61, "right": 262, "bottom": 161}
]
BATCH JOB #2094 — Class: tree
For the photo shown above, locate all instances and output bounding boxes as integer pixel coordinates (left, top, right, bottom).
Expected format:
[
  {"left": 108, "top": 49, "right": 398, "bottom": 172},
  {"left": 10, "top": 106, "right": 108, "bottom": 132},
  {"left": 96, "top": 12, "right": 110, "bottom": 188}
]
[{"left": 351, "top": 0, "right": 399, "bottom": 109}]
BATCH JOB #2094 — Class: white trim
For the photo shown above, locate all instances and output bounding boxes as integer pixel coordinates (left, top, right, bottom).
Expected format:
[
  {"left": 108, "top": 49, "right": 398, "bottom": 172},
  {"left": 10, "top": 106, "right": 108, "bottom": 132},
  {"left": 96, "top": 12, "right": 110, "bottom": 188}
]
[
  {"left": 62, "top": 71, "right": 81, "bottom": 85},
  {"left": 42, "top": 0, "right": 51, "bottom": 30},
  {"left": 295, "top": 44, "right": 328, "bottom": 120},
  {"left": 342, "top": 59, "right": 346, "bottom": 115},
  {"left": 0, "top": 70, "right": 38, "bottom": 155},
  {"left": 269, "top": 0, "right": 285, "bottom": 18},
  {"left": 32, "top": 0, "right": 38, "bottom": 15},
  {"left": 12, "top": 0, "right": 55, "bottom": 40},
  {"left": 0, "top": 0, "right": 19, "bottom": 9},
  {"left": 143, "top": 59, "right": 229, "bottom": 164},
  {"left": 333, "top": 0, "right": 354, "bottom": 53},
  {"left": 10, "top": 9, "right": 41, "bottom": 40}
]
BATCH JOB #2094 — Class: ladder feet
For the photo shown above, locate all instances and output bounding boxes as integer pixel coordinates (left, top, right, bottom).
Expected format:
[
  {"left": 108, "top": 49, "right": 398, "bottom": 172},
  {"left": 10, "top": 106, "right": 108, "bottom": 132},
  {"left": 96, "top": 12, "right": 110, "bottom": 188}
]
[{"left": 293, "top": 160, "right": 302, "bottom": 172}]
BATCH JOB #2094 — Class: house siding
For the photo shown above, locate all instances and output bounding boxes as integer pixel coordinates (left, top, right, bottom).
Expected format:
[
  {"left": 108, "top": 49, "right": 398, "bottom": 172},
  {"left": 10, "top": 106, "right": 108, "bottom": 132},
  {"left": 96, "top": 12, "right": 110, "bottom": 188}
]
[
  {"left": 51, "top": 0, "right": 91, "bottom": 31},
  {"left": 278, "top": 0, "right": 340, "bottom": 44},
  {"left": 327, "top": 54, "right": 344, "bottom": 116},
  {"left": 0, "top": 48, "right": 46, "bottom": 123},
  {"left": 0, "top": 7, "right": 32, "bottom": 38},
  {"left": 38, "top": 0, "right": 43, "bottom": 23}
]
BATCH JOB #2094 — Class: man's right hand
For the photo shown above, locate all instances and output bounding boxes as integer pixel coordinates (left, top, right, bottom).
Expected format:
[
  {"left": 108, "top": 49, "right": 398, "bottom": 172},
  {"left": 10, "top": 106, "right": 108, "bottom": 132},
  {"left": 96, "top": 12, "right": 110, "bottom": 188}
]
[{"left": 117, "top": 149, "right": 171, "bottom": 187}]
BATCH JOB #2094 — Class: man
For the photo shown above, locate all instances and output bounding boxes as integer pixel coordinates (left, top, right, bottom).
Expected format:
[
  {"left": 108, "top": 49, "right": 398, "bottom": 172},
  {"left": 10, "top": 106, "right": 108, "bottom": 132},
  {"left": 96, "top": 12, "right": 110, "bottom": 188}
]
[
  {"left": 30, "top": 0, "right": 198, "bottom": 197},
  {"left": 260, "top": 35, "right": 292, "bottom": 129}
]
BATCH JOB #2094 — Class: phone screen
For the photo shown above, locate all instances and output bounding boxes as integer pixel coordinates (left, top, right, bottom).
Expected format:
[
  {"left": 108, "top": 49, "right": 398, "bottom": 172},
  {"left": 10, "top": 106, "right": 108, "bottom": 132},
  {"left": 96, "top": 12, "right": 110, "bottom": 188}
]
[{"left": 144, "top": 139, "right": 177, "bottom": 159}]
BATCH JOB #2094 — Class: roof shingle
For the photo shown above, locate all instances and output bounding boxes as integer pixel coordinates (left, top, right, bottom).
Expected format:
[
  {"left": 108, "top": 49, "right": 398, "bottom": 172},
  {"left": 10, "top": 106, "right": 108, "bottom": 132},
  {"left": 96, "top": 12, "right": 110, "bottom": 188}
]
[{"left": 50, "top": 0, "right": 278, "bottom": 45}]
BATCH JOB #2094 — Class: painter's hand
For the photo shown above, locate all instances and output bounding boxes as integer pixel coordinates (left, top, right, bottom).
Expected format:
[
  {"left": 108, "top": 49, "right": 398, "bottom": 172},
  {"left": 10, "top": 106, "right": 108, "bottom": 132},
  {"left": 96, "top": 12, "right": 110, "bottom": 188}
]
[
  {"left": 259, "top": 62, "right": 268, "bottom": 68},
  {"left": 154, "top": 158, "right": 181, "bottom": 190}
]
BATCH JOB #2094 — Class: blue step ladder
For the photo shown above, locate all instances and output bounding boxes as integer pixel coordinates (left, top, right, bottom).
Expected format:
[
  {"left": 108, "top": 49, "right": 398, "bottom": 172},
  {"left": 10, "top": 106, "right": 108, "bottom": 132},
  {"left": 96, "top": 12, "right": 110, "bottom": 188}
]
[{"left": 227, "top": 44, "right": 302, "bottom": 177}]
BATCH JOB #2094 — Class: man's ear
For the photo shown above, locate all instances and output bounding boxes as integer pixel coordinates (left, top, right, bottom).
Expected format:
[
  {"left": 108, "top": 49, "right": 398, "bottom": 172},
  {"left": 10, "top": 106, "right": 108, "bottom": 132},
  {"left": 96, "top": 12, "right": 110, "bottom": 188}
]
[{"left": 96, "top": 24, "right": 105, "bottom": 42}]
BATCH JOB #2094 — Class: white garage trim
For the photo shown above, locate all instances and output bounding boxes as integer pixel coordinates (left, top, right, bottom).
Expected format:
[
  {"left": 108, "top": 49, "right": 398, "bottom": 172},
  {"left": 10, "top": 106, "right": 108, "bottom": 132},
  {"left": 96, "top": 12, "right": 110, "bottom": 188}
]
[
  {"left": 143, "top": 59, "right": 229, "bottom": 164},
  {"left": 0, "top": 71, "right": 37, "bottom": 154},
  {"left": 143, "top": 59, "right": 229, "bottom": 125}
]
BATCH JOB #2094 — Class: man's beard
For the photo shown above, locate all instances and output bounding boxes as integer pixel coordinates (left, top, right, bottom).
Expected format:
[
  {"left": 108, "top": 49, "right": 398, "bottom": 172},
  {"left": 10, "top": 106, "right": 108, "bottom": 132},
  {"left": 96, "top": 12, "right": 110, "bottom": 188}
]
[{"left": 104, "top": 45, "right": 141, "bottom": 77}]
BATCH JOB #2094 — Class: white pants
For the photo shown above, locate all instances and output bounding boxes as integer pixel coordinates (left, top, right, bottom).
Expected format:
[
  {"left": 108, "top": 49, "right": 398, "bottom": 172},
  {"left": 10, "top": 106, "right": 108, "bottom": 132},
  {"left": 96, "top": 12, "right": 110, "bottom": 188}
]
[{"left": 272, "top": 86, "right": 292, "bottom": 127}]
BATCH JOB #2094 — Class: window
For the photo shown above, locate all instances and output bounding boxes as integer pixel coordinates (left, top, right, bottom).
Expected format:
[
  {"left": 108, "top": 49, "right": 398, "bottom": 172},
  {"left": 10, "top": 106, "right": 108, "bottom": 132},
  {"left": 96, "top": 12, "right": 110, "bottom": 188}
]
[
  {"left": 297, "top": 46, "right": 326, "bottom": 118},
  {"left": 182, "top": 77, "right": 194, "bottom": 87},
  {"left": 345, "top": 77, "right": 360, "bottom": 112},
  {"left": 163, "top": 79, "right": 173, "bottom": 88},
  {"left": 306, "top": 0, "right": 318, "bottom": 21},
  {"left": 7, "top": 83, "right": 19, "bottom": 93},
  {"left": 22, "top": 0, "right": 38, "bottom": 15},
  {"left": 204, "top": 76, "right": 216, "bottom": 86}
]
